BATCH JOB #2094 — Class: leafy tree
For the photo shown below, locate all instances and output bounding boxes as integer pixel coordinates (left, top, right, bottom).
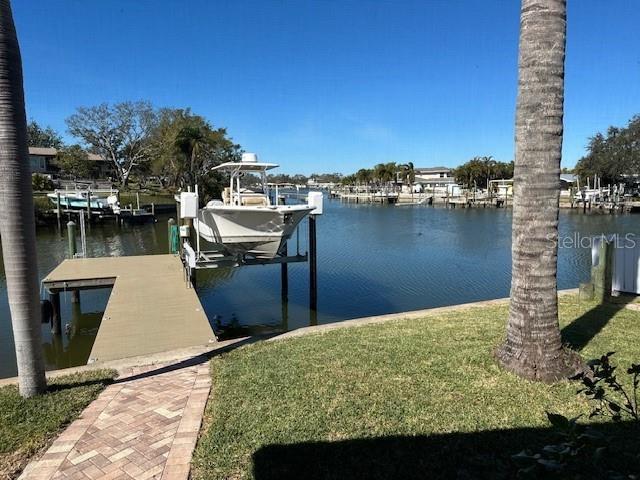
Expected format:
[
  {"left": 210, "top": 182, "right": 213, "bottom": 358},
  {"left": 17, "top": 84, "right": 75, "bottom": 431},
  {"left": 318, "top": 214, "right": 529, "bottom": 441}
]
[
  {"left": 0, "top": 0, "right": 47, "bottom": 396},
  {"left": 453, "top": 156, "right": 513, "bottom": 188},
  {"left": 340, "top": 174, "right": 356, "bottom": 185},
  {"left": 574, "top": 116, "right": 640, "bottom": 185},
  {"left": 268, "top": 173, "right": 309, "bottom": 185},
  {"left": 355, "top": 168, "right": 373, "bottom": 185},
  {"left": 66, "top": 101, "right": 157, "bottom": 186},
  {"left": 373, "top": 162, "right": 397, "bottom": 185},
  {"left": 26, "top": 119, "right": 62, "bottom": 149},
  {"left": 309, "top": 172, "right": 343, "bottom": 184},
  {"left": 56, "top": 144, "right": 94, "bottom": 179},
  {"left": 495, "top": 0, "right": 581, "bottom": 382},
  {"left": 148, "top": 108, "right": 241, "bottom": 201},
  {"left": 31, "top": 173, "right": 54, "bottom": 191},
  {"left": 399, "top": 162, "right": 415, "bottom": 185}
]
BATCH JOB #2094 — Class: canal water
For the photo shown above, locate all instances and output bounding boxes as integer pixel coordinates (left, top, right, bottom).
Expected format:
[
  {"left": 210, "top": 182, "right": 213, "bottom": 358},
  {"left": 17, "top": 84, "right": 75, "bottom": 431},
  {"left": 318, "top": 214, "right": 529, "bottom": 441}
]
[{"left": 1, "top": 199, "right": 639, "bottom": 378}]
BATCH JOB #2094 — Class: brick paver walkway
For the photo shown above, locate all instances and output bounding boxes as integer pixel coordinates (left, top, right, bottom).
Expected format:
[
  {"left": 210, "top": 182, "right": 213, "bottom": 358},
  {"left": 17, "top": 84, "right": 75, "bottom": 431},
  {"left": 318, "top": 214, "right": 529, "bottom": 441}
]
[{"left": 19, "top": 360, "right": 211, "bottom": 480}]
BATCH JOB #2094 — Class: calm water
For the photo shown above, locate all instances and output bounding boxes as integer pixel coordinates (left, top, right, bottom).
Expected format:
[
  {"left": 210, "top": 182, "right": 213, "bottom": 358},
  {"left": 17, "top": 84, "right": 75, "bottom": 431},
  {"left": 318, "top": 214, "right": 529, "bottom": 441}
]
[{"left": 1, "top": 199, "right": 639, "bottom": 378}]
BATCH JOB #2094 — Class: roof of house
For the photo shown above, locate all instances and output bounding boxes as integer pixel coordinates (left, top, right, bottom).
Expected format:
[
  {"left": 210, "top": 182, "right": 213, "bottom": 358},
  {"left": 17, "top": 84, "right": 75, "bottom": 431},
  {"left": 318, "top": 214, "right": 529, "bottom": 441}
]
[
  {"left": 415, "top": 177, "right": 456, "bottom": 184},
  {"left": 28, "top": 146, "right": 107, "bottom": 162},
  {"left": 560, "top": 173, "right": 578, "bottom": 183},
  {"left": 28, "top": 147, "right": 57, "bottom": 156},
  {"left": 415, "top": 166, "right": 451, "bottom": 173}
]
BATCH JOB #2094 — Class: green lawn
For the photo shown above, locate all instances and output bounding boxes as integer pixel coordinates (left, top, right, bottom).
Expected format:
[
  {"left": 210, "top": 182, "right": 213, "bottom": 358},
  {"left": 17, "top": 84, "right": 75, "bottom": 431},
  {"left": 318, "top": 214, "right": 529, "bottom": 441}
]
[
  {"left": 192, "top": 296, "right": 640, "bottom": 479},
  {"left": 0, "top": 370, "right": 115, "bottom": 480}
]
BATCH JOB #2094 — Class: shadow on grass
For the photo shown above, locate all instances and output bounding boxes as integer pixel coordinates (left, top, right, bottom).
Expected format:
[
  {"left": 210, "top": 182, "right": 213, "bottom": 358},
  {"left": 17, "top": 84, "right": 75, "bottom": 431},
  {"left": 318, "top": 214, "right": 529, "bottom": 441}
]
[
  {"left": 252, "top": 422, "right": 640, "bottom": 480},
  {"left": 561, "top": 295, "right": 636, "bottom": 351},
  {"left": 46, "top": 376, "right": 114, "bottom": 393}
]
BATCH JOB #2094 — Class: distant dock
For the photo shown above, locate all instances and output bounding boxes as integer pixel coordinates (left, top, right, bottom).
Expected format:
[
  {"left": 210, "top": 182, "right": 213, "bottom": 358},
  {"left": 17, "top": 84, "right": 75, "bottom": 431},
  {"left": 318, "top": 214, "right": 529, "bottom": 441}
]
[{"left": 42, "top": 254, "right": 216, "bottom": 363}]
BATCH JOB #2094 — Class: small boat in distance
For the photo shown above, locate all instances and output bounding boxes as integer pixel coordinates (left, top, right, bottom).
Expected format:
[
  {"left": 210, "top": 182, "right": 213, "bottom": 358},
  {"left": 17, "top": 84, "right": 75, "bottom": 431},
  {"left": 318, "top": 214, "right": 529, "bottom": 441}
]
[
  {"left": 47, "top": 189, "right": 115, "bottom": 212},
  {"left": 194, "top": 153, "right": 317, "bottom": 260}
]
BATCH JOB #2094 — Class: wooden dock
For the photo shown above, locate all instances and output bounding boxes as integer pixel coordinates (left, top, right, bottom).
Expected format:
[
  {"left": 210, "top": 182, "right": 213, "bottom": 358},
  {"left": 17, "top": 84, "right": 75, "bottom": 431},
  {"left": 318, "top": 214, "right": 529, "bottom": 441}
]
[{"left": 42, "top": 254, "right": 216, "bottom": 363}]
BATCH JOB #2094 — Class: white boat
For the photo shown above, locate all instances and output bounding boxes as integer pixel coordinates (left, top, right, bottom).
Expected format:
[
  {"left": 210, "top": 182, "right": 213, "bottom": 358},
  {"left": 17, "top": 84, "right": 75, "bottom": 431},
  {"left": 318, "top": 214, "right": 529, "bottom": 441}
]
[{"left": 194, "top": 153, "right": 316, "bottom": 260}]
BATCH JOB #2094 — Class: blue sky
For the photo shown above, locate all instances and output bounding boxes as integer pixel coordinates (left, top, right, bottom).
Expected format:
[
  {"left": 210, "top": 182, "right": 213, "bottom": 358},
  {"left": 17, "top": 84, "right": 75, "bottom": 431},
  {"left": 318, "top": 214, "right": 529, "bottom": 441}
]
[{"left": 14, "top": 0, "right": 640, "bottom": 175}]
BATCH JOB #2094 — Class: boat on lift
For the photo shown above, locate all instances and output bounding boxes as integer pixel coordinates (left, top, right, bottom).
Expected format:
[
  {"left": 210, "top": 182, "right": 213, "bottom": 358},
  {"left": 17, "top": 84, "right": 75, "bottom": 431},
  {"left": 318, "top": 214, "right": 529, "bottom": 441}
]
[
  {"left": 194, "top": 153, "right": 318, "bottom": 260},
  {"left": 47, "top": 189, "right": 115, "bottom": 212}
]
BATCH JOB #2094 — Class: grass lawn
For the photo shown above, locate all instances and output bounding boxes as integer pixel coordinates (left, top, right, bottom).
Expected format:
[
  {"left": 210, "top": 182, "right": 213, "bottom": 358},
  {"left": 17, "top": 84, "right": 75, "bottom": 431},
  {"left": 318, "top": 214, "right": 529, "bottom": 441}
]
[
  {"left": 0, "top": 370, "right": 115, "bottom": 480},
  {"left": 192, "top": 296, "right": 640, "bottom": 479}
]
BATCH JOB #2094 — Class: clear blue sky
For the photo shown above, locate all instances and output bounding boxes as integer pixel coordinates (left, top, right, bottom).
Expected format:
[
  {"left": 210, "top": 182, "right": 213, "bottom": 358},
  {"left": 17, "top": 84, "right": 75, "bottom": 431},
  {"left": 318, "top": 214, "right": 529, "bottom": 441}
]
[{"left": 14, "top": 0, "right": 640, "bottom": 175}]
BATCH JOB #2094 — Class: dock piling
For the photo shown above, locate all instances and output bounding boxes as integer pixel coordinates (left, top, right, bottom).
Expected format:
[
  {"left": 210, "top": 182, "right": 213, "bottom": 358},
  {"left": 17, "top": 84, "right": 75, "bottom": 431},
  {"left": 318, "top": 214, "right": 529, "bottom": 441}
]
[
  {"left": 309, "top": 215, "right": 318, "bottom": 312},
  {"left": 86, "top": 189, "right": 92, "bottom": 224},
  {"left": 168, "top": 218, "right": 176, "bottom": 253},
  {"left": 56, "top": 192, "right": 62, "bottom": 231},
  {"left": 67, "top": 221, "right": 77, "bottom": 258},
  {"left": 50, "top": 292, "right": 61, "bottom": 335}
]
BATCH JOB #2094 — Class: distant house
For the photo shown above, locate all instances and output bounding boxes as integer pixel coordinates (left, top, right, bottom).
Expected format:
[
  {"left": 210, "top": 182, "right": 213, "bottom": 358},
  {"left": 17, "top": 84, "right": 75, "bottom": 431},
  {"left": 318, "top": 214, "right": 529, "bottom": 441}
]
[
  {"left": 414, "top": 167, "right": 456, "bottom": 190},
  {"left": 29, "top": 147, "right": 58, "bottom": 175},
  {"left": 28, "top": 147, "right": 112, "bottom": 179}
]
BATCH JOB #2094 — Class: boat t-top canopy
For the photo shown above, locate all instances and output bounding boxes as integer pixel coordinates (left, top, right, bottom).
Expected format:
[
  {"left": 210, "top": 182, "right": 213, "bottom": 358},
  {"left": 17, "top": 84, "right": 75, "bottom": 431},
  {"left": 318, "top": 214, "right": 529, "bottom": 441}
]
[{"left": 211, "top": 161, "right": 279, "bottom": 172}]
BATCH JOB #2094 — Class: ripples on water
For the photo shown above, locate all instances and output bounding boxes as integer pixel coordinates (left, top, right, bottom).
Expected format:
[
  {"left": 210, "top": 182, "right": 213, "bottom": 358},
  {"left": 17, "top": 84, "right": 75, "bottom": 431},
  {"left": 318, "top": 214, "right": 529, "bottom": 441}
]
[{"left": 1, "top": 199, "right": 639, "bottom": 377}]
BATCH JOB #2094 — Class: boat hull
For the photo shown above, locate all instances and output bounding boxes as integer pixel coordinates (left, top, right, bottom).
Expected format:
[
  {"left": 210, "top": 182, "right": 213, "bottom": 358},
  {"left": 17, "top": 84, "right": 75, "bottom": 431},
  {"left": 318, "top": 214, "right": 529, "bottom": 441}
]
[
  {"left": 48, "top": 194, "right": 108, "bottom": 211},
  {"left": 195, "top": 205, "right": 313, "bottom": 259}
]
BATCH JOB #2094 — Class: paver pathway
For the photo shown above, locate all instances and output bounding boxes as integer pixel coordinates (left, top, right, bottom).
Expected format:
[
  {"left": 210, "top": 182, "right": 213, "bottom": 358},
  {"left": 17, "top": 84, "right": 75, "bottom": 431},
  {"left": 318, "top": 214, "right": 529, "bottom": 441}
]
[{"left": 19, "top": 360, "right": 211, "bottom": 480}]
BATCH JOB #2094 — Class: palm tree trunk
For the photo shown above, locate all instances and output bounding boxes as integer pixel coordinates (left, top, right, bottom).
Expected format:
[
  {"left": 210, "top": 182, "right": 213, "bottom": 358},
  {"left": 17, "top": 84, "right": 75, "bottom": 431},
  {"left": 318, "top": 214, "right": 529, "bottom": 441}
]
[
  {"left": 0, "top": 0, "right": 47, "bottom": 396},
  {"left": 496, "top": 0, "right": 582, "bottom": 382}
]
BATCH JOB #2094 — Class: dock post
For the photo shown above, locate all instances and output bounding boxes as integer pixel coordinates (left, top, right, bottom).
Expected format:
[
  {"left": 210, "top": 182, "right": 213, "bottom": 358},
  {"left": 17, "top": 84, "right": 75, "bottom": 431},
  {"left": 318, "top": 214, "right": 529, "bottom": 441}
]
[
  {"left": 71, "top": 290, "right": 80, "bottom": 304},
  {"left": 86, "top": 189, "right": 92, "bottom": 224},
  {"left": 67, "top": 221, "right": 77, "bottom": 258},
  {"left": 136, "top": 192, "right": 140, "bottom": 210},
  {"left": 309, "top": 215, "right": 318, "bottom": 312},
  {"left": 50, "top": 292, "right": 61, "bottom": 335},
  {"left": 189, "top": 268, "right": 197, "bottom": 290},
  {"left": 281, "top": 243, "right": 289, "bottom": 331},
  {"left": 151, "top": 202, "right": 155, "bottom": 217},
  {"left": 168, "top": 218, "right": 176, "bottom": 253},
  {"left": 56, "top": 192, "right": 62, "bottom": 231}
]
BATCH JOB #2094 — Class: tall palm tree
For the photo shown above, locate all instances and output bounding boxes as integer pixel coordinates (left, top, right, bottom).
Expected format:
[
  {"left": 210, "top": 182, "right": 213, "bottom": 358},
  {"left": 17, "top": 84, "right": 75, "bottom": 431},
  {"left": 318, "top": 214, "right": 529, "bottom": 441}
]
[
  {"left": 496, "top": 0, "right": 581, "bottom": 382},
  {"left": 0, "top": 0, "right": 47, "bottom": 396}
]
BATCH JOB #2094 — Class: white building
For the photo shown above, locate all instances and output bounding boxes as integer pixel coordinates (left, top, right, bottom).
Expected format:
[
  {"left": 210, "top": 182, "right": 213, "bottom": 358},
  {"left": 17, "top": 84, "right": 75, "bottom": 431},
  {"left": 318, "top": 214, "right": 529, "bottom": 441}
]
[{"left": 414, "top": 166, "right": 457, "bottom": 193}]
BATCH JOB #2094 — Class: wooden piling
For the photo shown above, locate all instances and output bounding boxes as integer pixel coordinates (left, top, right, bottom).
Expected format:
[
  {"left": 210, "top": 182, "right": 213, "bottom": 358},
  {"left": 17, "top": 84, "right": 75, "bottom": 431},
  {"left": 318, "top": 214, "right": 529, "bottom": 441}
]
[
  {"left": 67, "top": 221, "right": 77, "bottom": 258},
  {"left": 86, "top": 189, "right": 92, "bottom": 223},
  {"left": 281, "top": 242, "right": 289, "bottom": 330},
  {"left": 56, "top": 192, "right": 62, "bottom": 230},
  {"left": 71, "top": 290, "right": 80, "bottom": 304},
  {"left": 50, "top": 292, "right": 61, "bottom": 335},
  {"left": 309, "top": 215, "right": 317, "bottom": 312},
  {"left": 168, "top": 218, "right": 176, "bottom": 253}
]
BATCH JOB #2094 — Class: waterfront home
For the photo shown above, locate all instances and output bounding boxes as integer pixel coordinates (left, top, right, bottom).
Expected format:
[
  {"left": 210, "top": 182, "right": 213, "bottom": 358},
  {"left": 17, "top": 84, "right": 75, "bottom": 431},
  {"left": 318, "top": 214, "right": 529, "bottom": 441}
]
[
  {"left": 415, "top": 166, "right": 456, "bottom": 193},
  {"left": 28, "top": 147, "right": 112, "bottom": 179}
]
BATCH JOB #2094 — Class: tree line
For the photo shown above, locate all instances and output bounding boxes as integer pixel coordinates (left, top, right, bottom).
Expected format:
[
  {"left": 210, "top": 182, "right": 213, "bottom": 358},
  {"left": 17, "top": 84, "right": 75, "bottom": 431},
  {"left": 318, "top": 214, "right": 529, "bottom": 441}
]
[
  {"left": 340, "top": 162, "right": 415, "bottom": 186},
  {"left": 28, "top": 102, "right": 242, "bottom": 200},
  {"left": 574, "top": 114, "right": 640, "bottom": 185},
  {"left": 452, "top": 156, "right": 514, "bottom": 188}
]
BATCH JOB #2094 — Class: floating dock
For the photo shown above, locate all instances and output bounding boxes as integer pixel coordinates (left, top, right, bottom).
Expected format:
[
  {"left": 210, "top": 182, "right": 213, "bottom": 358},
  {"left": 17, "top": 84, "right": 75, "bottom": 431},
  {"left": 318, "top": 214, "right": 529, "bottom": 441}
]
[{"left": 42, "top": 254, "right": 216, "bottom": 363}]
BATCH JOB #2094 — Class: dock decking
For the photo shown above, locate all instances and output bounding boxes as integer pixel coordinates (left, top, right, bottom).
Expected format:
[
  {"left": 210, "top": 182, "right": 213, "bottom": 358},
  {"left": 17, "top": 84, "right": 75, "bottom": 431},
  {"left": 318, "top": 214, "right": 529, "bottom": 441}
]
[{"left": 42, "top": 254, "right": 216, "bottom": 363}]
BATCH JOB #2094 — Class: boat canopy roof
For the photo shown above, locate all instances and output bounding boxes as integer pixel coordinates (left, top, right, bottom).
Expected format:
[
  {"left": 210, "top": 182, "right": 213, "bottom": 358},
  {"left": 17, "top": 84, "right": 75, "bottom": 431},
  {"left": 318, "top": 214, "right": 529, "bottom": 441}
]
[{"left": 212, "top": 161, "right": 279, "bottom": 172}]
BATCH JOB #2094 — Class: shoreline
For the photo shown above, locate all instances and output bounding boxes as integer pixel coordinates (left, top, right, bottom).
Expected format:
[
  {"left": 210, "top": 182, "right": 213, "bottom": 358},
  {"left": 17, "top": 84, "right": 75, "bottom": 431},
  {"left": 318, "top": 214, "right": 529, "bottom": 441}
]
[{"left": 0, "top": 289, "right": 581, "bottom": 386}]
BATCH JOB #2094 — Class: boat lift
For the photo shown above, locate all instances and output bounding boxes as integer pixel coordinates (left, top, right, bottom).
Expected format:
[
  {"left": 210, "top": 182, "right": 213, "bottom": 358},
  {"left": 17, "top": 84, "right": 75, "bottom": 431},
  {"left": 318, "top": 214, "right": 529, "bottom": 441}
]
[{"left": 176, "top": 187, "right": 323, "bottom": 313}]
